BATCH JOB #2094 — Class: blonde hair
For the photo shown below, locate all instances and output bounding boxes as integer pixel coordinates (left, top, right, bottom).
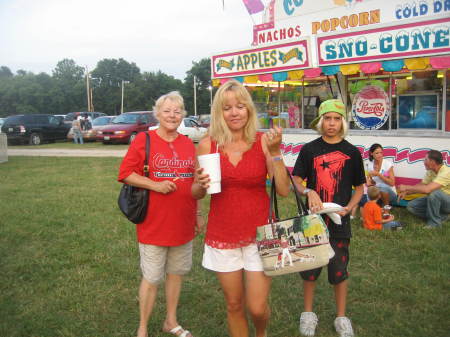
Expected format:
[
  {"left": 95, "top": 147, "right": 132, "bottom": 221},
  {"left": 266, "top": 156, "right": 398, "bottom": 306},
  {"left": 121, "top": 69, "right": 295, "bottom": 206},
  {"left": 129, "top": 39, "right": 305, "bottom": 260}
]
[
  {"left": 209, "top": 80, "right": 257, "bottom": 146},
  {"left": 153, "top": 91, "right": 186, "bottom": 119},
  {"left": 315, "top": 113, "right": 349, "bottom": 138},
  {"left": 367, "top": 186, "right": 380, "bottom": 201}
]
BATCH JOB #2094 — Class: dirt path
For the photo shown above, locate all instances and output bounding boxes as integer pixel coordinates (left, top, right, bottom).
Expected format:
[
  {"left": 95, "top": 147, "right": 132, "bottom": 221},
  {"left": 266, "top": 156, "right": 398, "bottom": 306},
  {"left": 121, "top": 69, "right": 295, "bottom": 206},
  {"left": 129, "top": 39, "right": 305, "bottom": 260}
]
[{"left": 7, "top": 148, "right": 127, "bottom": 157}]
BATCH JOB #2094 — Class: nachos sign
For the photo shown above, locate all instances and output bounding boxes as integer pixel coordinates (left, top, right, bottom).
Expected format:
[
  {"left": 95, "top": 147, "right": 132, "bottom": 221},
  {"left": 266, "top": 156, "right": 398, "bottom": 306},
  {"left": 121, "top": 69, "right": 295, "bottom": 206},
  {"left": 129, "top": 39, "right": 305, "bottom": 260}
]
[{"left": 351, "top": 85, "right": 389, "bottom": 130}]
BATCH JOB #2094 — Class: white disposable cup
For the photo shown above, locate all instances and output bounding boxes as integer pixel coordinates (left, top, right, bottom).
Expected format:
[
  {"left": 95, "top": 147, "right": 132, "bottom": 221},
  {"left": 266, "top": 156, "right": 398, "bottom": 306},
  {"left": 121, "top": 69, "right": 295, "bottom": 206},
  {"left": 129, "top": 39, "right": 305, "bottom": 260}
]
[{"left": 198, "top": 153, "right": 221, "bottom": 194}]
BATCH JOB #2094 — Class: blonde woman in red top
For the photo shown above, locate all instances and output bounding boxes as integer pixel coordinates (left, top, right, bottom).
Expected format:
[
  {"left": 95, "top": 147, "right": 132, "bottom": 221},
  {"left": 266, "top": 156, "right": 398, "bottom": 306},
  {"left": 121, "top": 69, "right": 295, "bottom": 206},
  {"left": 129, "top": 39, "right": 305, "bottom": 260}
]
[
  {"left": 192, "top": 79, "right": 290, "bottom": 337},
  {"left": 119, "top": 91, "right": 201, "bottom": 337}
]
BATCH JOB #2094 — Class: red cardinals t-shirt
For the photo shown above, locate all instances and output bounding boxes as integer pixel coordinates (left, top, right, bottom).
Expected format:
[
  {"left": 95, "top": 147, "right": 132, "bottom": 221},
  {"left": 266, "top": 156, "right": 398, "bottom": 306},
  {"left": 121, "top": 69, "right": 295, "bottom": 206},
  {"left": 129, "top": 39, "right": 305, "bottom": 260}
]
[{"left": 118, "top": 131, "right": 196, "bottom": 246}]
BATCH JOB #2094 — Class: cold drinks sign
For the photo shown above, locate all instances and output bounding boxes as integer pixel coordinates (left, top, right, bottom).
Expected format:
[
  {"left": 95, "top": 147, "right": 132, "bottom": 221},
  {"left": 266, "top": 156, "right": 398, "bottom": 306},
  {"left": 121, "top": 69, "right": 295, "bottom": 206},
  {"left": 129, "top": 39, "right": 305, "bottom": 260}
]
[{"left": 317, "top": 15, "right": 450, "bottom": 65}]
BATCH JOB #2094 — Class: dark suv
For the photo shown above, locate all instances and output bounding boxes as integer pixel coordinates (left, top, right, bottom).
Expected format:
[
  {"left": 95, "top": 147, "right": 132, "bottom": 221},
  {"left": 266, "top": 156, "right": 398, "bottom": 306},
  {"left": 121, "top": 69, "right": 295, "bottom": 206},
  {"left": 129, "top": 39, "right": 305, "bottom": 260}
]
[
  {"left": 97, "top": 111, "right": 157, "bottom": 144},
  {"left": 1, "top": 114, "right": 71, "bottom": 145}
]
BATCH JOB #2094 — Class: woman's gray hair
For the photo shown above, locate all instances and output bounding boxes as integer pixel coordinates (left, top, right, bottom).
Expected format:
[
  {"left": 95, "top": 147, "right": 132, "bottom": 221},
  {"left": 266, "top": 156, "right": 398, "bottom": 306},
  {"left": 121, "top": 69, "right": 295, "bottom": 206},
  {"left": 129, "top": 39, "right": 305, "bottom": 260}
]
[
  {"left": 153, "top": 91, "right": 186, "bottom": 117},
  {"left": 315, "top": 114, "right": 349, "bottom": 138}
]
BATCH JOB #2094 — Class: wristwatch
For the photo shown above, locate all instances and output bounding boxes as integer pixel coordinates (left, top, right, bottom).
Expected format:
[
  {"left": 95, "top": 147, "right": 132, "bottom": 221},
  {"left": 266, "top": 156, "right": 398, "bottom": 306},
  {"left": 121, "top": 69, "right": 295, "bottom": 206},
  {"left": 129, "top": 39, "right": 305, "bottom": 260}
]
[{"left": 303, "top": 188, "right": 312, "bottom": 195}]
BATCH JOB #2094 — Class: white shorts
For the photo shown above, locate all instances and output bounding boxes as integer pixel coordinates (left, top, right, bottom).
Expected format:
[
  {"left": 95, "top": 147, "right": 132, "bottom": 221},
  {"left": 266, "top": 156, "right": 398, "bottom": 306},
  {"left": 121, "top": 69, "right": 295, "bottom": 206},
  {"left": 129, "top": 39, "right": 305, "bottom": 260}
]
[{"left": 202, "top": 243, "right": 264, "bottom": 272}]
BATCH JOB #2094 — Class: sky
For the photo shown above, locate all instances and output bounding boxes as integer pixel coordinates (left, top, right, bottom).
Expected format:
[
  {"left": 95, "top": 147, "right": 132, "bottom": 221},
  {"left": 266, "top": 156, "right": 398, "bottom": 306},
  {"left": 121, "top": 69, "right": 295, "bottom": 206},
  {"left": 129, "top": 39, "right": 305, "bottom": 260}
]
[{"left": 0, "top": 0, "right": 257, "bottom": 80}]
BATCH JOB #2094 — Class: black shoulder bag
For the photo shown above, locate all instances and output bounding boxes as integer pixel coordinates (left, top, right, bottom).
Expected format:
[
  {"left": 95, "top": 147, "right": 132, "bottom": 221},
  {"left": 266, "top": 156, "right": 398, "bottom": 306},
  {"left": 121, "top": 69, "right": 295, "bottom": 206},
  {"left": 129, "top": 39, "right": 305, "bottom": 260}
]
[{"left": 118, "top": 132, "right": 150, "bottom": 224}]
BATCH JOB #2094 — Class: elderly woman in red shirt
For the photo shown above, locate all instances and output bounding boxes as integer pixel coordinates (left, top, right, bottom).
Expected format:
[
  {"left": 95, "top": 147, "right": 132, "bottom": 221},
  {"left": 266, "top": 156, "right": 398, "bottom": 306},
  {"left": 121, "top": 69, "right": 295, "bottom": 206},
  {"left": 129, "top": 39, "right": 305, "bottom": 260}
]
[{"left": 118, "top": 91, "right": 201, "bottom": 337}]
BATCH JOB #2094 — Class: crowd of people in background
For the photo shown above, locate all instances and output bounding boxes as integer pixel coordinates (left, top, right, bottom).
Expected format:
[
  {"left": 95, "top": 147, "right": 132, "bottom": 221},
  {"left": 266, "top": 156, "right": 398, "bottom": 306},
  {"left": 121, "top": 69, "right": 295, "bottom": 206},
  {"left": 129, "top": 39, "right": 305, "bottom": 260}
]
[{"left": 117, "top": 82, "right": 449, "bottom": 337}]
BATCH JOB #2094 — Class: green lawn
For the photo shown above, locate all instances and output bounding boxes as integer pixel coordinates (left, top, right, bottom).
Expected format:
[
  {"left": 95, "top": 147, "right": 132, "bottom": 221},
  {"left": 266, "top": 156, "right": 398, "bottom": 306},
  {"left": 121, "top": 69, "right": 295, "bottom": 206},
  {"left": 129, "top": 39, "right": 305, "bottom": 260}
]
[{"left": 0, "top": 156, "right": 449, "bottom": 337}]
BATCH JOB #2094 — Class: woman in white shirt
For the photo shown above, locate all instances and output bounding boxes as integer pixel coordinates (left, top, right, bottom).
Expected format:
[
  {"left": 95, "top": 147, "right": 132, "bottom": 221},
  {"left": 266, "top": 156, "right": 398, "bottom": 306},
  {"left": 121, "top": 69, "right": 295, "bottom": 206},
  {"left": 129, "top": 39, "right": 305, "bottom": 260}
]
[{"left": 367, "top": 143, "right": 397, "bottom": 206}]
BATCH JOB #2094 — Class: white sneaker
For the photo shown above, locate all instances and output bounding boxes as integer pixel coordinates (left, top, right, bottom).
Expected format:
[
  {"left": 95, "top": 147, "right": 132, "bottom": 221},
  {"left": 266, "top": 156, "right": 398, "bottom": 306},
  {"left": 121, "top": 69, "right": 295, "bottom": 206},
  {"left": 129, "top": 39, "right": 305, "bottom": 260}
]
[
  {"left": 299, "top": 312, "right": 318, "bottom": 336},
  {"left": 334, "top": 316, "right": 354, "bottom": 337}
]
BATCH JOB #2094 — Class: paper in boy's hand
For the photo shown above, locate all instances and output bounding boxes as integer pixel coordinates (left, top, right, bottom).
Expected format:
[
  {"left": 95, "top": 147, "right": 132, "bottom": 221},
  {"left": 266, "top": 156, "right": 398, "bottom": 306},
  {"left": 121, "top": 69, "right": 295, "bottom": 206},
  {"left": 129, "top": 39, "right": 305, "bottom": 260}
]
[{"left": 315, "top": 202, "right": 344, "bottom": 224}]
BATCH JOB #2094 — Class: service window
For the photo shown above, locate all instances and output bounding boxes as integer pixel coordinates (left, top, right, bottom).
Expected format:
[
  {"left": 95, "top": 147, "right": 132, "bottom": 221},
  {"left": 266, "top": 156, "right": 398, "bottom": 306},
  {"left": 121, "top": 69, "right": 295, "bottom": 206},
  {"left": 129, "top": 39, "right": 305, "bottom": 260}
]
[
  {"left": 397, "top": 94, "right": 438, "bottom": 129},
  {"left": 247, "top": 78, "right": 337, "bottom": 130},
  {"left": 394, "top": 70, "right": 443, "bottom": 130}
]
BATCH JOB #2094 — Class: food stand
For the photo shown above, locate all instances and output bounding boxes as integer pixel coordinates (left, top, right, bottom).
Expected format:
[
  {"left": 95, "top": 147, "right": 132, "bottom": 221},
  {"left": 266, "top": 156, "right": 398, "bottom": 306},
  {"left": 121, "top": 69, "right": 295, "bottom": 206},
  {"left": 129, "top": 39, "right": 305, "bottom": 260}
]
[{"left": 211, "top": 0, "right": 450, "bottom": 185}]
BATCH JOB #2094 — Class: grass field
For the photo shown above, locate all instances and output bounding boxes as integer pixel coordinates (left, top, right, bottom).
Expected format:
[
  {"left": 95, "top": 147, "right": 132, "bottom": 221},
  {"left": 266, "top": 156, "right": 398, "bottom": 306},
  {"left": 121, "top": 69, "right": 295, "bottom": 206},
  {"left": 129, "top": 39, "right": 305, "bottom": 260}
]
[{"left": 0, "top": 156, "right": 449, "bottom": 337}]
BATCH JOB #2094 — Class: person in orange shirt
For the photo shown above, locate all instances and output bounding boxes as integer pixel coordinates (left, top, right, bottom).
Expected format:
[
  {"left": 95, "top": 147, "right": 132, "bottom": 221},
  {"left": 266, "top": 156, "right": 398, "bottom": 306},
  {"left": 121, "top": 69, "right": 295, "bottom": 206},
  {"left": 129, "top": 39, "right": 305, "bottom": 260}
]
[{"left": 363, "top": 186, "right": 402, "bottom": 230}]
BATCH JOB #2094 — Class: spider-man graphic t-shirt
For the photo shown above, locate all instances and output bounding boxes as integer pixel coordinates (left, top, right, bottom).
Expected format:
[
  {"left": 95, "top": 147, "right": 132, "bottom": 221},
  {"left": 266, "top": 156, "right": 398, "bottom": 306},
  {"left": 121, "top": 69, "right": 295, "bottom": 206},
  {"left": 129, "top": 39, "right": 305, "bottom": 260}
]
[{"left": 292, "top": 137, "right": 365, "bottom": 238}]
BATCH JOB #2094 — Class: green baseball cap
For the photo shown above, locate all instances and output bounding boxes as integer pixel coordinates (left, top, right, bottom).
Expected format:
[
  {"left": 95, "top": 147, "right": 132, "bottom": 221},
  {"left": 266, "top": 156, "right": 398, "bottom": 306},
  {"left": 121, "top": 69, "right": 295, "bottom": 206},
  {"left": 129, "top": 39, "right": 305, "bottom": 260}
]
[{"left": 310, "top": 99, "right": 346, "bottom": 130}]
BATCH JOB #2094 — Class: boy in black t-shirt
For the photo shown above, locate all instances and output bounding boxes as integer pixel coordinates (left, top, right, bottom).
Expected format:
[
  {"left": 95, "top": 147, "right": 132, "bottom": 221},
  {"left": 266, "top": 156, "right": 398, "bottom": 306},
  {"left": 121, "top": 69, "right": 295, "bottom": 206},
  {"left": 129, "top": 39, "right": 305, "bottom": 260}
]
[{"left": 292, "top": 99, "right": 365, "bottom": 337}]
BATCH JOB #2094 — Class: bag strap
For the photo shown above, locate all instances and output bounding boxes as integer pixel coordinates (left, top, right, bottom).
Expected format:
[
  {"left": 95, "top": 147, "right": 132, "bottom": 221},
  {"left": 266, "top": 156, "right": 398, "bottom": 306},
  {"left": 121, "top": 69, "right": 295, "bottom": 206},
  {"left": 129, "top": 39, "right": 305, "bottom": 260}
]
[
  {"left": 143, "top": 132, "right": 150, "bottom": 178},
  {"left": 269, "top": 169, "right": 308, "bottom": 223}
]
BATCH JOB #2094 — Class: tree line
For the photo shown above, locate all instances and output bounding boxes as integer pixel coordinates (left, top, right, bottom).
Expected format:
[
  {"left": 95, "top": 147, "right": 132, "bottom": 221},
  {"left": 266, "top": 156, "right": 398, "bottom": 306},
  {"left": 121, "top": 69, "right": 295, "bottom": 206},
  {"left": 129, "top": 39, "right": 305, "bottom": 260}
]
[{"left": 0, "top": 58, "right": 213, "bottom": 118}]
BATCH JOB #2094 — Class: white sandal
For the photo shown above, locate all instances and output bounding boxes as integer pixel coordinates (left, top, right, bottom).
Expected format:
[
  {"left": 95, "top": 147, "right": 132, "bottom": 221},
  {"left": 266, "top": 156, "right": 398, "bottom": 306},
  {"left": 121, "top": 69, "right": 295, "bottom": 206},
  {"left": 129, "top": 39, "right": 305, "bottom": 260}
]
[{"left": 165, "top": 325, "right": 193, "bottom": 337}]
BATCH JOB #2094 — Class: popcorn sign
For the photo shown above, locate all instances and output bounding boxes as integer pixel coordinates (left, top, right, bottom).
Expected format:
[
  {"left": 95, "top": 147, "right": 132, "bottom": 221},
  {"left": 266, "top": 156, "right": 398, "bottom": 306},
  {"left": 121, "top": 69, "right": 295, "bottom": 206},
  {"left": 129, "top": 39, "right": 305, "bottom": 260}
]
[{"left": 352, "top": 85, "right": 389, "bottom": 130}]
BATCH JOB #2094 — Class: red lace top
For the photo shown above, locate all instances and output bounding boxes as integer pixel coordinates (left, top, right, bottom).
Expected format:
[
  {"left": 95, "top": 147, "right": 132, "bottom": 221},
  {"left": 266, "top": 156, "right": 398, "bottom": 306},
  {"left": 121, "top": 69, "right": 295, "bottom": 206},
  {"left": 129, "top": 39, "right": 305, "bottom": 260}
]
[{"left": 205, "top": 133, "right": 269, "bottom": 249}]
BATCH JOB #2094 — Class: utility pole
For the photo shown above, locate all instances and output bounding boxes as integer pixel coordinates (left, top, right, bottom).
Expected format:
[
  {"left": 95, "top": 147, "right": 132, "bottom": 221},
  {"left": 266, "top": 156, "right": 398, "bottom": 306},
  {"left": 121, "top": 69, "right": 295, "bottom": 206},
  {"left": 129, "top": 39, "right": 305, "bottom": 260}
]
[
  {"left": 89, "top": 88, "right": 94, "bottom": 112},
  {"left": 85, "top": 66, "right": 91, "bottom": 112},
  {"left": 121, "top": 80, "right": 130, "bottom": 114},
  {"left": 208, "top": 85, "right": 213, "bottom": 108},
  {"left": 193, "top": 75, "right": 197, "bottom": 116},
  {"left": 121, "top": 80, "right": 125, "bottom": 114}
]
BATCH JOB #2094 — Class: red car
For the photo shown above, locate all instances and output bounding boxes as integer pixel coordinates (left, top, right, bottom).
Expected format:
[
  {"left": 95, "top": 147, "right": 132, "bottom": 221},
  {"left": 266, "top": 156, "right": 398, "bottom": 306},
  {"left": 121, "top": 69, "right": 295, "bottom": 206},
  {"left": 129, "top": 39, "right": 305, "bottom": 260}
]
[{"left": 96, "top": 111, "right": 157, "bottom": 144}]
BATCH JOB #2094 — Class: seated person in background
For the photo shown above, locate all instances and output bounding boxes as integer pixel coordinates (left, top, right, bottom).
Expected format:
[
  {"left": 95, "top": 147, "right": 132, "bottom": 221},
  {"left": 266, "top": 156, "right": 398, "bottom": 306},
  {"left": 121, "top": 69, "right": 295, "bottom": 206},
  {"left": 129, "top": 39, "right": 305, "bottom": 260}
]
[
  {"left": 398, "top": 150, "right": 450, "bottom": 228},
  {"left": 366, "top": 143, "right": 397, "bottom": 206},
  {"left": 363, "top": 186, "right": 401, "bottom": 230}
]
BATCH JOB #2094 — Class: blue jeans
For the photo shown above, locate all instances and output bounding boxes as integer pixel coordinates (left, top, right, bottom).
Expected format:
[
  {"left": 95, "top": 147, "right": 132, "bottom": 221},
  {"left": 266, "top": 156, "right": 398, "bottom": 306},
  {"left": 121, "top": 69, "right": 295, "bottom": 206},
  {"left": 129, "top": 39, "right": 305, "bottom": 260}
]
[
  {"left": 383, "top": 221, "right": 402, "bottom": 230},
  {"left": 378, "top": 185, "right": 397, "bottom": 204},
  {"left": 407, "top": 190, "right": 450, "bottom": 227},
  {"left": 73, "top": 130, "right": 84, "bottom": 144}
]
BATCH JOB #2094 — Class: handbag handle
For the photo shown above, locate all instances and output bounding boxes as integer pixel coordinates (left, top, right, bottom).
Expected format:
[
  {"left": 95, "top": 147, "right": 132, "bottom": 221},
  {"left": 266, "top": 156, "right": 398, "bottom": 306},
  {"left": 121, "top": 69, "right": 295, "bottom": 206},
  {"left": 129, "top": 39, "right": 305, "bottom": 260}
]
[
  {"left": 143, "top": 132, "right": 150, "bottom": 178},
  {"left": 269, "top": 169, "right": 308, "bottom": 223}
]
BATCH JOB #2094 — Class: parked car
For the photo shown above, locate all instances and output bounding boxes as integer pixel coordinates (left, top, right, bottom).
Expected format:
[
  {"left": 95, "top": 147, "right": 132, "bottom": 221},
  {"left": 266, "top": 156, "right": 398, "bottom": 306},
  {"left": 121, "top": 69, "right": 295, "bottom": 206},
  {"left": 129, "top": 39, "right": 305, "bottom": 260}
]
[
  {"left": 149, "top": 118, "right": 208, "bottom": 143},
  {"left": 1, "top": 114, "right": 71, "bottom": 145},
  {"left": 0, "top": 118, "right": 4, "bottom": 132},
  {"left": 199, "top": 114, "right": 211, "bottom": 128},
  {"left": 67, "top": 115, "right": 115, "bottom": 142},
  {"left": 97, "top": 111, "right": 157, "bottom": 144}
]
